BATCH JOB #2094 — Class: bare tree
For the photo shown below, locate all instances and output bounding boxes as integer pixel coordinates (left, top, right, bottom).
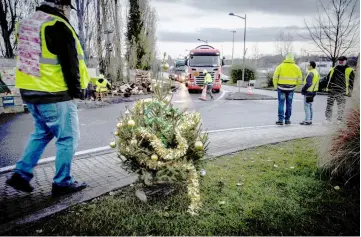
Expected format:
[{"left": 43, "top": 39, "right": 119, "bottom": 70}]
[
  {"left": 76, "top": 0, "right": 91, "bottom": 61},
  {"left": 275, "top": 30, "right": 293, "bottom": 58},
  {"left": 252, "top": 43, "right": 261, "bottom": 68},
  {"left": 96, "top": 0, "right": 104, "bottom": 72},
  {"left": 112, "top": 0, "right": 123, "bottom": 80},
  {"left": 304, "top": 0, "right": 359, "bottom": 66},
  {"left": 0, "top": 0, "right": 20, "bottom": 58}
]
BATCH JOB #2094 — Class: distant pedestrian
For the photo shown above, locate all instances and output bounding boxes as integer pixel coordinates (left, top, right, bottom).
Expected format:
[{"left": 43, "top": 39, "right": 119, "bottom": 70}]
[
  {"left": 321, "top": 56, "right": 355, "bottom": 124},
  {"left": 273, "top": 53, "right": 303, "bottom": 125},
  {"left": 86, "top": 82, "right": 96, "bottom": 100},
  {"left": 300, "top": 61, "right": 320, "bottom": 125},
  {"left": 203, "top": 69, "right": 214, "bottom": 100},
  {"left": 6, "top": 0, "right": 90, "bottom": 196}
]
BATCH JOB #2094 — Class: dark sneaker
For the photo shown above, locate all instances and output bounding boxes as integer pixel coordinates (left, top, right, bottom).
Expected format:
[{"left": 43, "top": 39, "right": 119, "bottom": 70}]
[
  {"left": 300, "top": 121, "right": 312, "bottom": 125},
  {"left": 6, "top": 173, "right": 34, "bottom": 193},
  {"left": 285, "top": 120, "right": 291, "bottom": 125},
  {"left": 52, "top": 181, "right": 88, "bottom": 196},
  {"left": 276, "top": 121, "right": 283, "bottom": 125}
]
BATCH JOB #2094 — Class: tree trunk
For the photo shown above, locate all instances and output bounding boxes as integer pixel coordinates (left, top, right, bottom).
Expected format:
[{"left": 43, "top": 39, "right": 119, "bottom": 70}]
[
  {"left": 0, "top": 1, "right": 14, "bottom": 58},
  {"left": 96, "top": 0, "right": 104, "bottom": 73},
  {"left": 76, "top": 0, "right": 87, "bottom": 62},
  {"left": 114, "top": 0, "right": 122, "bottom": 81},
  {"left": 101, "top": 0, "right": 110, "bottom": 78}
]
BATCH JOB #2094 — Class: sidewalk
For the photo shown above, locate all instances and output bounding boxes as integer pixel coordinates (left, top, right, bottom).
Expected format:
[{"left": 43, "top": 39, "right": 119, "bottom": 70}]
[{"left": 0, "top": 124, "right": 330, "bottom": 233}]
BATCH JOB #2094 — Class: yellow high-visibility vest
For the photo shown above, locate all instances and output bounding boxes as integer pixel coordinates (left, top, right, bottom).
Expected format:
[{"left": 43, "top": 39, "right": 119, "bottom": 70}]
[
  {"left": 273, "top": 59, "right": 303, "bottom": 88},
  {"left": 204, "top": 73, "right": 213, "bottom": 84},
  {"left": 303, "top": 68, "right": 320, "bottom": 92},
  {"left": 15, "top": 11, "right": 90, "bottom": 92},
  {"left": 96, "top": 79, "right": 109, "bottom": 93}
]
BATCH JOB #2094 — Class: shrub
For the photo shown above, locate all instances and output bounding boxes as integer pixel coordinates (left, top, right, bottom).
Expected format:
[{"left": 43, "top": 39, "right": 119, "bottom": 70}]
[
  {"left": 267, "top": 71, "right": 274, "bottom": 88},
  {"left": 231, "top": 65, "right": 256, "bottom": 83}
]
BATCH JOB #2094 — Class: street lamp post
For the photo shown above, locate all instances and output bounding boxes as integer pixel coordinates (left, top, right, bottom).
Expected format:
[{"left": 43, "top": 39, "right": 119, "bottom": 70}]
[
  {"left": 197, "top": 38, "right": 208, "bottom": 44},
  {"left": 229, "top": 13, "right": 247, "bottom": 92},
  {"left": 230, "top": 30, "right": 236, "bottom": 65}
]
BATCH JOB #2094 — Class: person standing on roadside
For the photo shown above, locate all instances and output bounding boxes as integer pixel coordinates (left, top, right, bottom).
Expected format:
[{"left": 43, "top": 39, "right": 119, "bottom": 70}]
[
  {"left": 322, "top": 56, "right": 355, "bottom": 124},
  {"left": 273, "top": 53, "right": 303, "bottom": 125},
  {"left": 203, "top": 69, "right": 214, "bottom": 100},
  {"left": 6, "top": 0, "right": 90, "bottom": 196},
  {"left": 300, "top": 61, "right": 320, "bottom": 125}
]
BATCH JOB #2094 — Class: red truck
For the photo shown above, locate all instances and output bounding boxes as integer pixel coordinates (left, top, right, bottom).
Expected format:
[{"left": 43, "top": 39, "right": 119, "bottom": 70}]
[{"left": 185, "top": 45, "right": 224, "bottom": 93}]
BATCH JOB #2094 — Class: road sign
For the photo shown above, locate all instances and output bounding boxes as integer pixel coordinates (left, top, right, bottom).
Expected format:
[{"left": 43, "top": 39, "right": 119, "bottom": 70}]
[{"left": 2, "top": 96, "right": 14, "bottom": 106}]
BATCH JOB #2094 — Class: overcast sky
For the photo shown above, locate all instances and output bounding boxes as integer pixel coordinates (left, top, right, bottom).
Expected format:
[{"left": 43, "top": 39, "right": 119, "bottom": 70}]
[{"left": 150, "top": 0, "right": 360, "bottom": 59}]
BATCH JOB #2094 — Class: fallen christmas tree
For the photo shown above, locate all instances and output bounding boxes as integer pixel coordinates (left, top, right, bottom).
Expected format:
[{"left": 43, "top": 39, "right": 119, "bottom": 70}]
[{"left": 110, "top": 82, "right": 209, "bottom": 215}]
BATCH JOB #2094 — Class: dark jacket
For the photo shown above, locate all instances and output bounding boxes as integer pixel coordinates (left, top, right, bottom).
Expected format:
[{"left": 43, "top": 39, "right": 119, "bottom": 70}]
[
  {"left": 19, "top": 5, "right": 83, "bottom": 104},
  {"left": 322, "top": 65, "right": 355, "bottom": 94}
]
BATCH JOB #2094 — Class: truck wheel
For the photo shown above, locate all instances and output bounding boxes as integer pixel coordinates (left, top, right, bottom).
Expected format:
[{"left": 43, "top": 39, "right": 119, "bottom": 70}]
[
  {"left": 188, "top": 89, "right": 193, "bottom": 93},
  {"left": 213, "top": 89, "right": 220, "bottom": 93}
]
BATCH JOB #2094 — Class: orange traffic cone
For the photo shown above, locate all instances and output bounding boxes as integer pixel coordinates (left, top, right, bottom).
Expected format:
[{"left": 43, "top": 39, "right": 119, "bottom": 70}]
[
  {"left": 199, "top": 86, "right": 207, "bottom": 101},
  {"left": 248, "top": 86, "right": 253, "bottom": 95}
]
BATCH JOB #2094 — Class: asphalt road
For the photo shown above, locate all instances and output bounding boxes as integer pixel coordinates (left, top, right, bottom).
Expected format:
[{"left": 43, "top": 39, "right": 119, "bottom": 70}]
[{"left": 0, "top": 83, "right": 330, "bottom": 167}]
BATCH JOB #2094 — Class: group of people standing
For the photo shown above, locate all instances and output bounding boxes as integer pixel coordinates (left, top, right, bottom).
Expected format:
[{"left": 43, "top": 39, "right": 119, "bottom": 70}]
[{"left": 273, "top": 53, "right": 355, "bottom": 125}]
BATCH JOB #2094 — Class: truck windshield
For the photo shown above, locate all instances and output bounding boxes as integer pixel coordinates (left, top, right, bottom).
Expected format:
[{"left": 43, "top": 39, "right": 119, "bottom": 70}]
[
  {"left": 175, "top": 66, "right": 186, "bottom": 71},
  {"left": 189, "top": 55, "right": 220, "bottom": 67}
]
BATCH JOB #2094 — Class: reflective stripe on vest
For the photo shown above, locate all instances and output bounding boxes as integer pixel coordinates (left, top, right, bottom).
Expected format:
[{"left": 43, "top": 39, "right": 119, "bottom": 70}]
[
  {"left": 15, "top": 11, "right": 90, "bottom": 92},
  {"left": 303, "top": 69, "right": 320, "bottom": 92}
]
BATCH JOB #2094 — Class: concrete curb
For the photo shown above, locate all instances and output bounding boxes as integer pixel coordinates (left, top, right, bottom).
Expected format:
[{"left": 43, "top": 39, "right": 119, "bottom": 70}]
[{"left": 205, "top": 135, "right": 324, "bottom": 159}]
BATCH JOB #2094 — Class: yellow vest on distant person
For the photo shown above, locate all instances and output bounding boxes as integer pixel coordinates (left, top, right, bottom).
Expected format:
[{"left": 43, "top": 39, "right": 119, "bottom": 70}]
[
  {"left": 204, "top": 73, "right": 213, "bottom": 84},
  {"left": 303, "top": 68, "right": 320, "bottom": 92},
  {"left": 95, "top": 79, "right": 109, "bottom": 93},
  {"left": 15, "top": 11, "right": 90, "bottom": 92}
]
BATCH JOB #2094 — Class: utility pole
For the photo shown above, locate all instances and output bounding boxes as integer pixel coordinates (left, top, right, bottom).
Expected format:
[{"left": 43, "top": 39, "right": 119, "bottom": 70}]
[
  {"left": 229, "top": 13, "right": 247, "bottom": 92},
  {"left": 230, "top": 30, "right": 236, "bottom": 65}
]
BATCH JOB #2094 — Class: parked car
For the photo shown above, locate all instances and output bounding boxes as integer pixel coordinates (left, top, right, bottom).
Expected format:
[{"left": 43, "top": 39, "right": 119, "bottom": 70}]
[{"left": 221, "top": 74, "right": 230, "bottom": 83}]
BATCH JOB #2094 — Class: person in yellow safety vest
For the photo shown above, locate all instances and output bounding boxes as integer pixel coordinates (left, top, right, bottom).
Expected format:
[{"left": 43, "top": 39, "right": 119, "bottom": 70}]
[
  {"left": 95, "top": 75, "right": 109, "bottom": 93},
  {"left": 273, "top": 53, "right": 303, "bottom": 125},
  {"left": 203, "top": 69, "right": 214, "bottom": 100},
  {"left": 300, "top": 61, "right": 320, "bottom": 125},
  {"left": 7, "top": 0, "right": 90, "bottom": 195},
  {"left": 322, "top": 56, "right": 355, "bottom": 124}
]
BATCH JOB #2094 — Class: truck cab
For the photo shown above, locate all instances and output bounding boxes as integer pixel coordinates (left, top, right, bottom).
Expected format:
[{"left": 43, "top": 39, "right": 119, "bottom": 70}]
[{"left": 185, "top": 45, "right": 224, "bottom": 93}]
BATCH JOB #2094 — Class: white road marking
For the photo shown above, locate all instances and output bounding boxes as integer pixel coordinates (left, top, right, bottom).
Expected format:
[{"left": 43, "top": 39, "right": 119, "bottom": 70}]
[{"left": 215, "top": 89, "right": 228, "bottom": 101}]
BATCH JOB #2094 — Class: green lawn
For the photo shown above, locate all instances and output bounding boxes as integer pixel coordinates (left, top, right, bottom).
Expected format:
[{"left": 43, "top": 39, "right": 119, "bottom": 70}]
[{"left": 7, "top": 139, "right": 359, "bottom": 236}]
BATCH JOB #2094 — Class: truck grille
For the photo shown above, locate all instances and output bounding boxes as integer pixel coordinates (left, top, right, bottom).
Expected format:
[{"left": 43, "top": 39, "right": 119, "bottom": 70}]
[{"left": 195, "top": 71, "right": 216, "bottom": 86}]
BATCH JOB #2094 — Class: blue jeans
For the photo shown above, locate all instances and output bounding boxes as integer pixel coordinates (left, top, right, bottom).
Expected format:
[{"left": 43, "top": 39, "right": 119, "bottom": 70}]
[
  {"left": 304, "top": 96, "right": 313, "bottom": 122},
  {"left": 277, "top": 89, "right": 294, "bottom": 122},
  {"left": 14, "top": 100, "right": 80, "bottom": 186}
]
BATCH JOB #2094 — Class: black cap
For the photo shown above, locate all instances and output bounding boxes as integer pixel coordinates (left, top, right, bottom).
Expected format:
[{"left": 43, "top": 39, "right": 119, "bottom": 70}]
[
  {"left": 45, "top": 0, "right": 76, "bottom": 10},
  {"left": 338, "top": 56, "right": 347, "bottom": 61}
]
